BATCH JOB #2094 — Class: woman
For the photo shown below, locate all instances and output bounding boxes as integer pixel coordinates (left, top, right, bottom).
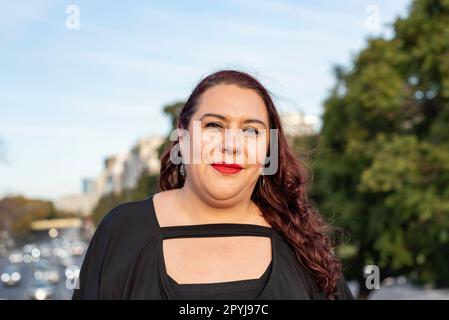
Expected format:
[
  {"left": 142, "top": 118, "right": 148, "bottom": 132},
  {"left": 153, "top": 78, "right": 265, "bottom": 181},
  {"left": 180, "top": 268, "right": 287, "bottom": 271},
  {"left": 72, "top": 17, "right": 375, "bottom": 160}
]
[{"left": 72, "top": 70, "right": 354, "bottom": 300}]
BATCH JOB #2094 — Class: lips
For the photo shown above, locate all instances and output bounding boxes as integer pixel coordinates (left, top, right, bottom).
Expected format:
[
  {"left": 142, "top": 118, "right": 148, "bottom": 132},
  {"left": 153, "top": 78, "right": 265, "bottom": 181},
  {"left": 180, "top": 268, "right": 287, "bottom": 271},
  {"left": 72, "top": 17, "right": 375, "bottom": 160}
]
[{"left": 211, "top": 162, "right": 243, "bottom": 174}]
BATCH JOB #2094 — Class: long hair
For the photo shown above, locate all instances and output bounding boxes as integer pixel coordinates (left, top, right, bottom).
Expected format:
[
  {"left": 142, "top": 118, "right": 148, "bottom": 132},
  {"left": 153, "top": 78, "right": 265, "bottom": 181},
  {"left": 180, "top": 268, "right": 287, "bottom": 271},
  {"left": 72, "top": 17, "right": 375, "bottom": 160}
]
[{"left": 159, "top": 70, "right": 342, "bottom": 298}]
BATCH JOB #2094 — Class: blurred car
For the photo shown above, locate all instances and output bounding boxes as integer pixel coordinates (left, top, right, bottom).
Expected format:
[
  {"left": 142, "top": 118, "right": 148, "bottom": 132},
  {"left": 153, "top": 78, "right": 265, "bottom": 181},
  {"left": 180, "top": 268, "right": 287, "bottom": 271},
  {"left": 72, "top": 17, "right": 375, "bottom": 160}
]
[
  {"left": 22, "top": 253, "right": 39, "bottom": 264},
  {"left": 33, "top": 262, "right": 60, "bottom": 284},
  {"left": 57, "top": 249, "right": 75, "bottom": 267},
  {"left": 68, "top": 241, "right": 86, "bottom": 256},
  {"left": 8, "top": 251, "right": 23, "bottom": 264},
  {"left": 60, "top": 256, "right": 74, "bottom": 268},
  {"left": 1, "top": 265, "right": 21, "bottom": 287},
  {"left": 39, "top": 244, "right": 53, "bottom": 259},
  {"left": 28, "top": 279, "right": 54, "bottom": 300},
  {"left": 23, "top": 243, "right": 37, "bottom": 254},
  {"left": 52, "top": 246, "right": 65, "bottom": 258}
]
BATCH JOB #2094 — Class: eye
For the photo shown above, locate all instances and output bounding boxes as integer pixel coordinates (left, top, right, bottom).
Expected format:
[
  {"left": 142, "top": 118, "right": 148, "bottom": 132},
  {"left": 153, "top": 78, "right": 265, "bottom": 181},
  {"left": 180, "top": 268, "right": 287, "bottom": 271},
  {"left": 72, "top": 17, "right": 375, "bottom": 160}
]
[
  {"left": 243, "top": 127, "right": 260, "bottom": 136},
  {"left": 204, "top": 121, "right": 224, "bottom": 130}
]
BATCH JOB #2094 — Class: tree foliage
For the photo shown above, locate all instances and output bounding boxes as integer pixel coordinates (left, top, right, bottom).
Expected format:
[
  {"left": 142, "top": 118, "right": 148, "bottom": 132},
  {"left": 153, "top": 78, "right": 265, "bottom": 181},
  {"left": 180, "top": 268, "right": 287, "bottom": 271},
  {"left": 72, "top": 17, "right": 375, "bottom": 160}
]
[
  {"left": 0, "top": 196, "right": 70, "bottom": 236},
  {"left": 312, "top": 0, "right": 449, "bottom": 298}
]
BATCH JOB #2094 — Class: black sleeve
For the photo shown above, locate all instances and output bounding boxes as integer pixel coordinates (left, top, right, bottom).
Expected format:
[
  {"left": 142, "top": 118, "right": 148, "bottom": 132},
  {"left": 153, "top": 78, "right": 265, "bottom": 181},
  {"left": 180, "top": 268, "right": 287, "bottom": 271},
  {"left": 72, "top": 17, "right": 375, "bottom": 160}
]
[
  {"left": 335, "top": 275, "right": 355, "bottom": 300},
  {"left": 72, "top": 208, "right": 116, "bottom": 300},
  {"left": 72, "top": 198, "right": 156, "bottom": 300}
]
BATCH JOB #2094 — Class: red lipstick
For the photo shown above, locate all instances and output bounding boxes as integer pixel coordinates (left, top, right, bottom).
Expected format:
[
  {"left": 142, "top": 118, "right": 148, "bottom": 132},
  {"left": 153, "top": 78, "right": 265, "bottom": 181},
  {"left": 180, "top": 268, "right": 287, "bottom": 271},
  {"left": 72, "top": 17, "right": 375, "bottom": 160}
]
[{"left": 211, "top": 162, "right": 243, "bottom": 174}]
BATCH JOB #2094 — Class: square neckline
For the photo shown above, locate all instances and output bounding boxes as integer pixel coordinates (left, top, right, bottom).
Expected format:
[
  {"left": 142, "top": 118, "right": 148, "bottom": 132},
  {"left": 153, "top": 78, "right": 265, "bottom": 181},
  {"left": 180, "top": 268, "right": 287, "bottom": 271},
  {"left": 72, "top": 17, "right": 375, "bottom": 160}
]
[
  {"left": 148, "top": 194, "right": 277, "bottom": 300},
  {"left": 167, "top": 260, "right": 273, "bottom": 291},
  {"left": 150, "top": 193, "right": 275, "bottom": 233}
]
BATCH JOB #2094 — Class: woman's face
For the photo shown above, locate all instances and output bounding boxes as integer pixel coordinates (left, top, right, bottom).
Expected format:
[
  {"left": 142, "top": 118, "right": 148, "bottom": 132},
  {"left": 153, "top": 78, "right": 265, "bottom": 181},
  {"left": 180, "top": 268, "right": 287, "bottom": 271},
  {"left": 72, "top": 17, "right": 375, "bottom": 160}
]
[{"left": 181, "top": 84, "right": 270, "bottom": 206}]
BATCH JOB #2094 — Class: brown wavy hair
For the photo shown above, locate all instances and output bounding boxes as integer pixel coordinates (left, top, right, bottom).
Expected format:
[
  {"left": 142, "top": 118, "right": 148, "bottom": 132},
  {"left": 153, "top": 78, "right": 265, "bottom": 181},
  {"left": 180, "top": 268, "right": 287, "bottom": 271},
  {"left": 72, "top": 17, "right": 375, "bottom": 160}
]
[{"left": 159, "top": 70, "right": 342, "bottom": 298}]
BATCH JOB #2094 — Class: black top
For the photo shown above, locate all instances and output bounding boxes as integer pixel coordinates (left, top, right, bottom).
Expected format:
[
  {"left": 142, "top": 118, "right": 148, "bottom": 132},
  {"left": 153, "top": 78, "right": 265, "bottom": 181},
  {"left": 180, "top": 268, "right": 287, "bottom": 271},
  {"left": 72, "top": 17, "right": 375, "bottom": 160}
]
[
  {"left": 72, "top": 195, "right": 354, "bottom": 300},
  {"left": 167, "top": 261, "right": 272, "bottom": 300}
]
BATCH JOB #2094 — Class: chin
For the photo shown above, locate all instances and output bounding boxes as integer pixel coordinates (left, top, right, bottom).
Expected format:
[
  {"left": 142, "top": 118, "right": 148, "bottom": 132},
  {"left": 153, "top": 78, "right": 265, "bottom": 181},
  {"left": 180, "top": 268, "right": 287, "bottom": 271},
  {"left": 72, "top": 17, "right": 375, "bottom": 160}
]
[{"left": 204, "top": 183, "right": 245, "bottom": 202}]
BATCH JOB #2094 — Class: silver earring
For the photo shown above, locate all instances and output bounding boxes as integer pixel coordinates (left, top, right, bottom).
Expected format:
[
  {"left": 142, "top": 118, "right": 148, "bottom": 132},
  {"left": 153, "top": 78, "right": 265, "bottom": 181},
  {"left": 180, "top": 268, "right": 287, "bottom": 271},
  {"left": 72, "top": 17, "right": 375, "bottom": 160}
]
[{"left": 180, "top": 163, "right": 186, "bottom": 177}]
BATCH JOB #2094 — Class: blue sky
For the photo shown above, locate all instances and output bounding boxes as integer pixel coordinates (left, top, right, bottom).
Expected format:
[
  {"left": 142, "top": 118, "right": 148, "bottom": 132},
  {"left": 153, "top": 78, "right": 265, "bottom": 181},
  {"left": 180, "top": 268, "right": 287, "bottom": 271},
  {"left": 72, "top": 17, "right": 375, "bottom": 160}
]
[{"left": 0, "top": 0, "right": 411, "bottom": 200}]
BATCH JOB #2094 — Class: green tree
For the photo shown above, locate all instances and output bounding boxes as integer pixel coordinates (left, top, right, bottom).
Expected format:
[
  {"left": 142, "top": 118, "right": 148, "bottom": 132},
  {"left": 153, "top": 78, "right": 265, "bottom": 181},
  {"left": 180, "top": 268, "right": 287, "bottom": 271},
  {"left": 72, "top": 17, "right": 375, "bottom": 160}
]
[
  {"left": 313, "top": 0, "right": 449, "bottom": 299},
  {"left": 0, "top": 196, "right": 71, "bottom": 236},
  {"left": 157, "top": 101, "right": 184, "bottom": 158}
]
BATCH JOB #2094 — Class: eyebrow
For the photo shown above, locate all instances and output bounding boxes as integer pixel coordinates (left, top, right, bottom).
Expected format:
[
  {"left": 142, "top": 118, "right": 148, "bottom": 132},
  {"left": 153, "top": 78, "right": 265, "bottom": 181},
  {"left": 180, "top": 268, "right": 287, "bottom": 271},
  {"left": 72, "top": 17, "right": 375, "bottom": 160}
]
[{"left": 200, "top": 113, "right": 268, "bottom": 127}]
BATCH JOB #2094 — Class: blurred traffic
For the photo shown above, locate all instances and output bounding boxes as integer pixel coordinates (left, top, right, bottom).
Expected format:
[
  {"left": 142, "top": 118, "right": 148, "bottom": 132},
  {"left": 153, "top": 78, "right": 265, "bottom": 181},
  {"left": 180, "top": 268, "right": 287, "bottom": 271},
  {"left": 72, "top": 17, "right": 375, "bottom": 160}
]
[{"left": 0, "top": 227, "right": 87, "bottom": 300}]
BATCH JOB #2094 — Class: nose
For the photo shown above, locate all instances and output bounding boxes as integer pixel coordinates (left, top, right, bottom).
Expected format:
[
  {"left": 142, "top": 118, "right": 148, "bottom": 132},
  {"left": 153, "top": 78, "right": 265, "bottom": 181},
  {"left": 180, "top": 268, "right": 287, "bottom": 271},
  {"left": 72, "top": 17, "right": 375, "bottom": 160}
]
[{"left": 223, "top": 128, "right": 243, "bottom": 155}]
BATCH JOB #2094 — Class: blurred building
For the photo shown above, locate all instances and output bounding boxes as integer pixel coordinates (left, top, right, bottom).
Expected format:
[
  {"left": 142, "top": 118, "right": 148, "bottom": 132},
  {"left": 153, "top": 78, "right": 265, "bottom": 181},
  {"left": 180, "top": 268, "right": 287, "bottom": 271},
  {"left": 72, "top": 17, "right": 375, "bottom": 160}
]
[
  {"left": 96, "top": 152, "right": 129, "bottom": 196},
  {"left": 81, "top": 178, "right": 96, "bottom": 194},
  {"left": 121, "top": 136, "right": 163, "bottom": 190},
  {"left": 96, "top": 136, "right": 164, "bottom": 196},
  {"left": 55, "top": 136, "right": 164, "bottom": 216},
  {"left": 280, "top": 111, "right": 318, "bottom": 136},
  {"left": 54, "top": 193, "right": 99, "bottom": 217}
]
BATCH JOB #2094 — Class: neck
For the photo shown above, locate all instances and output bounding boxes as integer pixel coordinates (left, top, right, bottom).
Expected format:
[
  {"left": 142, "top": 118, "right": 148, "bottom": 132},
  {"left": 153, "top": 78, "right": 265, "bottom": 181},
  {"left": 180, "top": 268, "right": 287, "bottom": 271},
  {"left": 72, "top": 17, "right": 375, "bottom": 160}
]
[{"left": 177, "top": 183, "right": 256, "bottom": 225}]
